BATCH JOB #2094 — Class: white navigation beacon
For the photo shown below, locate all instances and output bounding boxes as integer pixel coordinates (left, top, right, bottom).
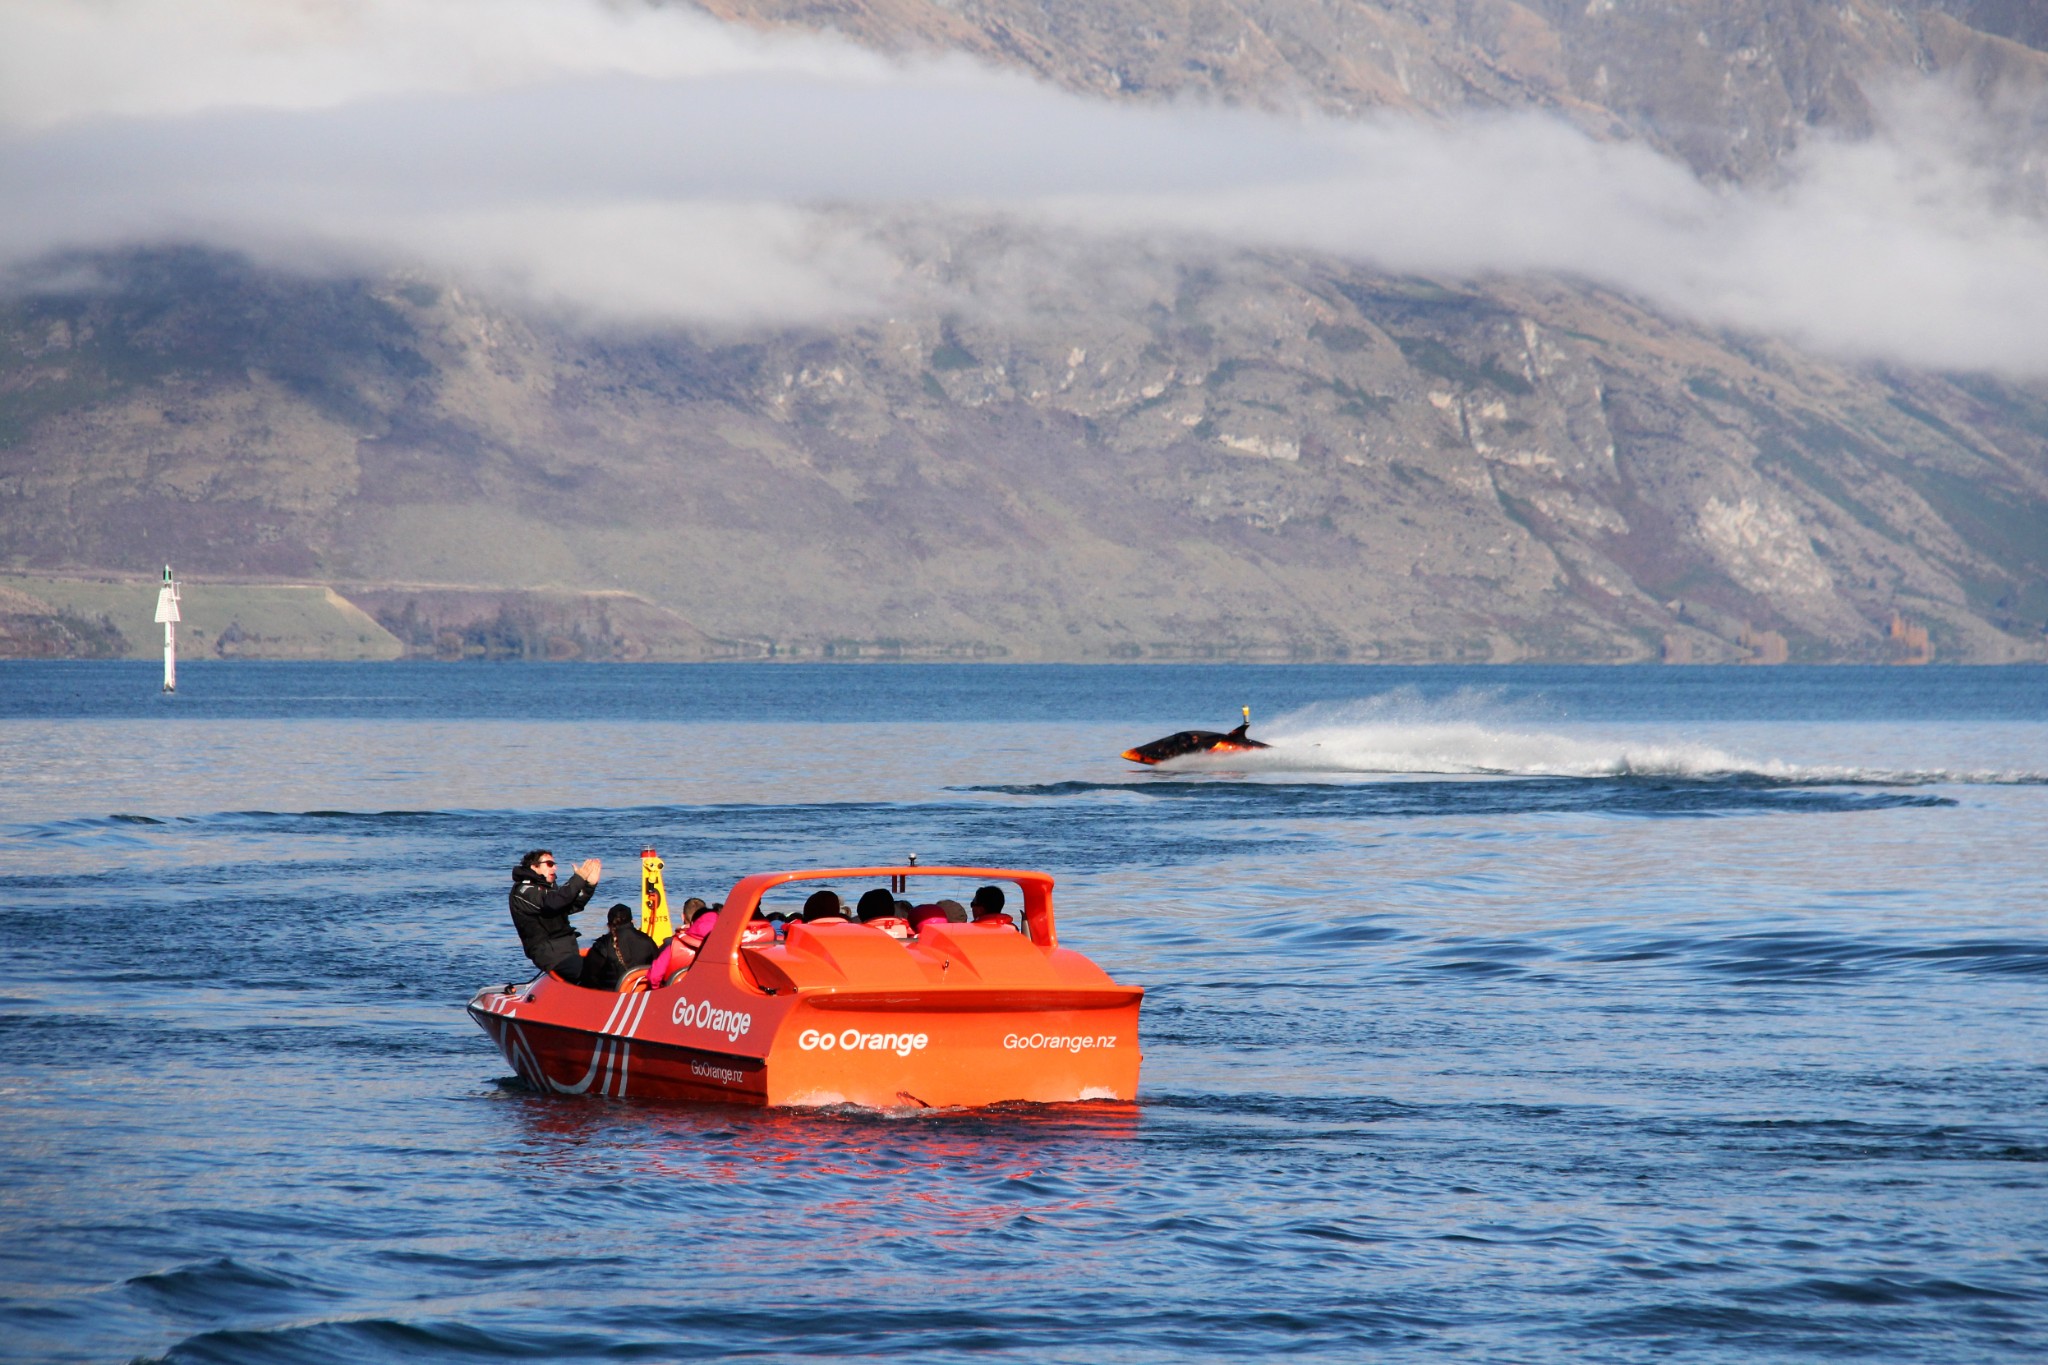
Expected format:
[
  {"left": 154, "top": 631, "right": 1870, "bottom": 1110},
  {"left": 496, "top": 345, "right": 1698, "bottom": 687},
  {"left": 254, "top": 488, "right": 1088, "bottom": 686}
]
[{"left": 153, "top": 565, "right": 181, "bottom": 693}]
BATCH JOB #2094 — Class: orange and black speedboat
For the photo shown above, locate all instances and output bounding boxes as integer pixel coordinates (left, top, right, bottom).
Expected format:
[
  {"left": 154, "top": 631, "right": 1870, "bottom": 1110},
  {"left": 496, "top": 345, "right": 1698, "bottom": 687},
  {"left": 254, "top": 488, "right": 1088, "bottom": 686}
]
[
  {"left": 1121, "top": 706, "right": 1271, "bottom": 765},
  {"left": 469, "top": 866, "right": 1142, "bottom": 1108}
]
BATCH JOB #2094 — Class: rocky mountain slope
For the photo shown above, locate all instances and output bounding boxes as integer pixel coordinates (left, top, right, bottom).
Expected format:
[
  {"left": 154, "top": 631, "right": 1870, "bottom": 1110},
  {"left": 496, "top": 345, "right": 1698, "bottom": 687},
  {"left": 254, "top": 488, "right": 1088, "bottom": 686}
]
[{"left": 2, "top": 0, "right": 2045, "bottom": 662}]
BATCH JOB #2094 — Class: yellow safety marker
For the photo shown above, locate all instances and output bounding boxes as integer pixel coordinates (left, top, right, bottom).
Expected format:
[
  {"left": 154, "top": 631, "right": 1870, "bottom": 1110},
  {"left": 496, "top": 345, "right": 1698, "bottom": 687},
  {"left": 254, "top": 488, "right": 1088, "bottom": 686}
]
[{"left": 640, "top": 847, "right": 672, "bottom": 942}]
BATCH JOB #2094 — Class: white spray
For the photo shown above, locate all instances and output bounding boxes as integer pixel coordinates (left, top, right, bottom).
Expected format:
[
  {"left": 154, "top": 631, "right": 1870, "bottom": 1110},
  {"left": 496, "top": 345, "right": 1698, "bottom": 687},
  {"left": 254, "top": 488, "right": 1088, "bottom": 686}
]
[{"left": 1145, "top": 690, "right": 2042, "bottom": 785}]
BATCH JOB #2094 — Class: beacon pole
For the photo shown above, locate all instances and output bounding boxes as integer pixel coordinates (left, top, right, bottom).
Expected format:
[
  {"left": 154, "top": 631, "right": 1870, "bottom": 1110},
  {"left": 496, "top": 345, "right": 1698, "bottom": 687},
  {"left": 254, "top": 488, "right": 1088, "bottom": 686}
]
[{"left": 154, "top": 565, "right": 181, "bottom": 694}]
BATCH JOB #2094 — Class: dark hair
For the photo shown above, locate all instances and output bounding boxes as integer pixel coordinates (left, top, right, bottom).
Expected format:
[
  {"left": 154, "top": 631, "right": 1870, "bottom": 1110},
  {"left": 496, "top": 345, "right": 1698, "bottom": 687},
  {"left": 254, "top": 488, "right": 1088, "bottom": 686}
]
[
  {"left": 971, "top": 884, "right": 1006, "bottom": 914},
  {"left": 606, "top": 903, "right": 633, "bottom": 973},
  {"left": 856, "top": 888, "right": 897, "bottom": 922},
  {"left": 515, "top": 849, "right": 554, "bottom": 879},
  {"left": 803, "top": 889, "right": 844, "bottom": 921},
  {"left": 682, "top": 897, "right": 708, "bottom": 916}
]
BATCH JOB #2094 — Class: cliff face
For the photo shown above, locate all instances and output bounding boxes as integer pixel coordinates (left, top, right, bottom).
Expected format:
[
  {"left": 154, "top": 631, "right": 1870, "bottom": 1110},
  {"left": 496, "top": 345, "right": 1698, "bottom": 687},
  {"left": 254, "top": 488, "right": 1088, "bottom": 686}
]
[{"left": 2, "top": 0, "right": 2045, "bottom": 662}]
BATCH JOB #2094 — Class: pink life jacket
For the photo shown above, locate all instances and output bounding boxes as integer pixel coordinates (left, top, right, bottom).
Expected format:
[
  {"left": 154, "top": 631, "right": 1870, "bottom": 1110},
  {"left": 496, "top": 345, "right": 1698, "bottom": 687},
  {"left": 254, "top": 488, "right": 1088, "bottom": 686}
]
[{"left": 647, "top": 938, "right": 695, "bottom": 989}]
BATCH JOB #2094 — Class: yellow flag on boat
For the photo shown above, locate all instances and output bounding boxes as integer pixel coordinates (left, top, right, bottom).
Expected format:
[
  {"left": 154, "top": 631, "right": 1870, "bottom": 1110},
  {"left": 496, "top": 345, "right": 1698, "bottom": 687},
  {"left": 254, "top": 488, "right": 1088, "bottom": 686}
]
[{"left": 640, "top": 847, "right": 672, "bottom": 941}]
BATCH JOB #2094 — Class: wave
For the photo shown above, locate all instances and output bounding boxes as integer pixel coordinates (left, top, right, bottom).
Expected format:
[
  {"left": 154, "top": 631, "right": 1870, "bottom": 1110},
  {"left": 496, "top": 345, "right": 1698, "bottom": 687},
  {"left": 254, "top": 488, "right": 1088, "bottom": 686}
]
[
  {"left": 1138, "top": 694, "right": 2048, "bottom": 786},
  {"left": 963, "top": 777, "right": 1954, "bottom": 819},
  {"left": 126, "top": 1256, "right": 339, "bottom": 1314}
]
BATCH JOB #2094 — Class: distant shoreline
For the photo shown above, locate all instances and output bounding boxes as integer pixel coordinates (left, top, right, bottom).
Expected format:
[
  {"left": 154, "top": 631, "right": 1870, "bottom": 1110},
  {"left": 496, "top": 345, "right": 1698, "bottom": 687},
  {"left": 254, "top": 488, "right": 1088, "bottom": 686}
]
[
  {"left": 5, "top": 570, "right": 2032, "bottom": 666},
  {"left": 2, "top": 655, "right": 2038, "bottom": 668}
]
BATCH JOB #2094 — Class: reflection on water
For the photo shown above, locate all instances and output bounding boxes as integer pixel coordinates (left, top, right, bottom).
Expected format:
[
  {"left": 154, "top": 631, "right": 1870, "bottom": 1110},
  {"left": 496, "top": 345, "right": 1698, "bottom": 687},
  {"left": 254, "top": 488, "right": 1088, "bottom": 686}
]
[{"left": 0, "top": 664, "right": 2043, "bottom": 1362}]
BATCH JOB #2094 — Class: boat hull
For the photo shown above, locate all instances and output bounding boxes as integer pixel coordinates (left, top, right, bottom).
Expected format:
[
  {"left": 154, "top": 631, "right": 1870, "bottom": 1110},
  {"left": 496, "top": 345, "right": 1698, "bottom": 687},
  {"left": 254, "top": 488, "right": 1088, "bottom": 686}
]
[
  {"left": 469, "top": 981, "right": 1140, "bottom": 1108},
  {"left": 1120, "top": 728, "right": 1270, "bottom": 764}
]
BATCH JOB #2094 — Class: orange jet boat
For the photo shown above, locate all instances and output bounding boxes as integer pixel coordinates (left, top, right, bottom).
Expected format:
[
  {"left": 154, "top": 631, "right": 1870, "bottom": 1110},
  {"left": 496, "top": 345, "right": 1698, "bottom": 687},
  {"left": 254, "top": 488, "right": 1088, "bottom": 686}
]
[
  {"left": 469, "top": 866, "right": 1143, "bottom": 1109},
  {"left": 1121, "top": 706, "right": 1271, "bottom": 765}
]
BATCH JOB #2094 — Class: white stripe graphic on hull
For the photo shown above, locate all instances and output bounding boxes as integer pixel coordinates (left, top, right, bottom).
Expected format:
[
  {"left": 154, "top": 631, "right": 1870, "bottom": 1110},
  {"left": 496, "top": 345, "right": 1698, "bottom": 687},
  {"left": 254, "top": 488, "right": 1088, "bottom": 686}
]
[{"left": 500, "top": 990, "right": 657, "bottom": 1096}]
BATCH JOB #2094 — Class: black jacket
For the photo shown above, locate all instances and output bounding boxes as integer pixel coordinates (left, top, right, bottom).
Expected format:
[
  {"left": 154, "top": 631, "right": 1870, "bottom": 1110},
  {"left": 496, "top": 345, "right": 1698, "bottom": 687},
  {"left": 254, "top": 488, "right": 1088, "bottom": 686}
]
[
  {"left": 509, "top": 868, "right": 596, "bottom": 970},
  {"left": 581, "top": 922, "right": 660, "bottom": 992}
]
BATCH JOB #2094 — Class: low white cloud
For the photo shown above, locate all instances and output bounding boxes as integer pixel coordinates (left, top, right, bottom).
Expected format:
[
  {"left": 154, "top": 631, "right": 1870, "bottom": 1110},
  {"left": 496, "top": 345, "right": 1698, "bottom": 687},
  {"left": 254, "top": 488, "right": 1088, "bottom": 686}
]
[
  {"left": 395, "top": 201, "right": 905, "bottom": 324},
  {"left": 0, "top": 0, "right": 902, "bottom": 129},
  {"left": 5, "top": 0, "right": 2048, "bottom": 370},
  {"left": 1036, "top": 87, "right": 2048, "bottom": 372}
]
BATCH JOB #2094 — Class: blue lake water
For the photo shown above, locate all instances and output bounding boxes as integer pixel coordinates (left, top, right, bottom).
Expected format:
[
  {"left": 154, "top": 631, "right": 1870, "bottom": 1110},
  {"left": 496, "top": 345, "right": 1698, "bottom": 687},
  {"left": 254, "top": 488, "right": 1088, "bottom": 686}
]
[{"left": 0, "top": 661, "right": 2044, "bottom": 1363}]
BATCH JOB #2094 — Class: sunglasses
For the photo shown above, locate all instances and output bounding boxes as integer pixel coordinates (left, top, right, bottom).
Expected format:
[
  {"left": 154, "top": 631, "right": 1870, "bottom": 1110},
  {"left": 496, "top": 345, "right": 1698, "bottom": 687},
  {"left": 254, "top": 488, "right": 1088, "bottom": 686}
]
[{"left": 536, "top": 859, "right": 557, "bottom": 868}]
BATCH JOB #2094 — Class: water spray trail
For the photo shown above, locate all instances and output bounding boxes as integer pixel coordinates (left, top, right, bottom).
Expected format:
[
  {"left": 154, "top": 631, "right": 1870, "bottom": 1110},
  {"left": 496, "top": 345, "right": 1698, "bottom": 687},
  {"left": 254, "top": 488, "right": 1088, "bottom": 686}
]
[{"left": 1143, "top": 692, "right": 2047, "bottom": 786}]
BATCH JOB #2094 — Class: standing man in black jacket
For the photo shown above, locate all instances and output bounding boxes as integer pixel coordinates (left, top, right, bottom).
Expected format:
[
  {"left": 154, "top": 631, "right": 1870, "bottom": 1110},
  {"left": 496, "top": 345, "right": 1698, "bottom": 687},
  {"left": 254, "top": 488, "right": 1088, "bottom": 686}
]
[{"left": 509, "top": 849, "right": 602, "bottom": 984}]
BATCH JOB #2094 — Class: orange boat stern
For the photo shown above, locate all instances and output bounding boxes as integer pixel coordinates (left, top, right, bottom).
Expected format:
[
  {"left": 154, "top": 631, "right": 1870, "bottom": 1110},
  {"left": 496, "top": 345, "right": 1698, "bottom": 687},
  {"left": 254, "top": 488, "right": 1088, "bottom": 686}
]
[{"left": 764, "top": 992, "right": 1141, "bottom": 1108}]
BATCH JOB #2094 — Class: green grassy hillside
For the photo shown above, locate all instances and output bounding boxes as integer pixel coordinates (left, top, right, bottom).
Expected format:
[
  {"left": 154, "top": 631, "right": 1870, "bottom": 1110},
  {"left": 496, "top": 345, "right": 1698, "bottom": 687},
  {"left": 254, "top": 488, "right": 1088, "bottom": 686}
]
[{"left": 0, "top": 575, "right": 404, "bottom": 661}]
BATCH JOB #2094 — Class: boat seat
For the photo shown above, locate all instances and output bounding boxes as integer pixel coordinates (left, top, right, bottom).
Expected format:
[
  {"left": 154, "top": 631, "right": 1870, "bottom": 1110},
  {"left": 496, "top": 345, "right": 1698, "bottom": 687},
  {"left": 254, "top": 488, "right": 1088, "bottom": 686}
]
[{"left": 617, "top": 967, "right": 649, "bottom": 994}]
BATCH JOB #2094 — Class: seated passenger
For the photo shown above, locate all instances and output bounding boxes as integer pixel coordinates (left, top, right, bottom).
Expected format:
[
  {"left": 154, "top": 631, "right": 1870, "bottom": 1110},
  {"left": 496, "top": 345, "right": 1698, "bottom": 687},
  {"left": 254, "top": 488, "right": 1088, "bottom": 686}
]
[
  {"left": 582, "top": 903, "right": 659, "bottom": 992},
  {"left": 644, "top": 894, "right": 711, "bottom": 988},
  {"left": 936, "top": 898, "right": 969, "bottom": 923},
  {"left": 971, "top": 884, "right": 1018, "bottom": 930},
  {"left": 906, "top": 902, "right": 948, "bottom": 933},
  {"left": 647, "top": 934, "right": 689, "bottom": 989},
  {"left": 683, "top": 903, "right": 719, "bottom": 947},
  {"left": 650, "top": 903, "right": 769, "bottom": 986},
  {"left": 855, "top": 888, "right": 912, "bottom": 939},
  {"left": 802, "top": 889, "right": 848, "bottom": 922}
]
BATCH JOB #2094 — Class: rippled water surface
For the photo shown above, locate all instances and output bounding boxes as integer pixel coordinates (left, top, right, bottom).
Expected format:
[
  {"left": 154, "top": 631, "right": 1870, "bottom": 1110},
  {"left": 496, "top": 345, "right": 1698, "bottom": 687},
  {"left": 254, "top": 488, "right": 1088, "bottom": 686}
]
[{"left": 1, "top": 662, "right": 2044, "bottom": 1363}]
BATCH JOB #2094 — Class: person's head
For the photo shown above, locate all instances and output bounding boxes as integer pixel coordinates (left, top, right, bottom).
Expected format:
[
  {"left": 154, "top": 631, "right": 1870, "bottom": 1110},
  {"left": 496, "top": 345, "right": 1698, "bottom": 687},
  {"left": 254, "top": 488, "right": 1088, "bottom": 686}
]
[
  {"left": 936, "top": 898, "right": 968, "bottom": 923},
  {"left": 907, "top": 903, "right": 947, "bottom": 931},
  {"left": 607, "top": 903, "right": 633, "bottom": 931},
  {"left": 518, "top": 849, "right": 557, "bottom": 884},
  {"left": 971, "top": 884, "right": 1006, "bottom": 917},
  {"left": 803, "top": 889, "right": 844, "bottom": 922},
  {"left": 681, "top": 897, "right": 708, "bottom": 918},
  {"left": 856, "top": 888, "right": 897, "bottom": 922}
]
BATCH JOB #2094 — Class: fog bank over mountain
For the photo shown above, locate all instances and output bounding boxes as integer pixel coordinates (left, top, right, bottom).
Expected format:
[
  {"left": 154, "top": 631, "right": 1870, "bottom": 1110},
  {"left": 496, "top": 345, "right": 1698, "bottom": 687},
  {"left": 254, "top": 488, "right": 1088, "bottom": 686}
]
[
  {"left": 7, "top": 0, "right": 2048, "bottom": 370},
  {"left": 2, "top": 0, "right": 2046, "bottom": 662}
]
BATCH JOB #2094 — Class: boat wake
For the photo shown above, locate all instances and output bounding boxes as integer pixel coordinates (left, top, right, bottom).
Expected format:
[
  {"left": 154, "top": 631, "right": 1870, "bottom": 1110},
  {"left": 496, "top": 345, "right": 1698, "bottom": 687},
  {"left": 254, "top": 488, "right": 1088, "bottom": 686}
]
[{"left": 1142, "top": 694, "right": 2048, "bottom": 787}]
